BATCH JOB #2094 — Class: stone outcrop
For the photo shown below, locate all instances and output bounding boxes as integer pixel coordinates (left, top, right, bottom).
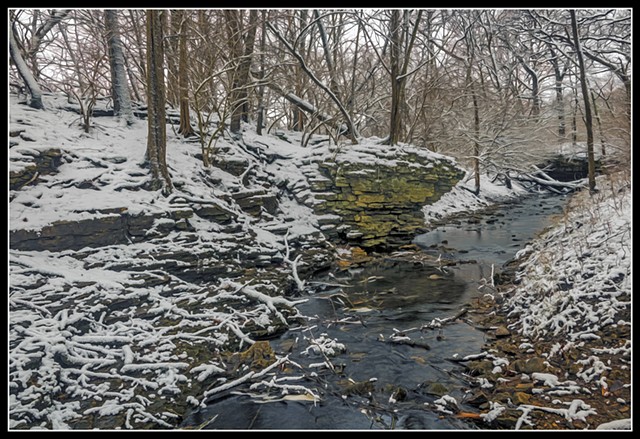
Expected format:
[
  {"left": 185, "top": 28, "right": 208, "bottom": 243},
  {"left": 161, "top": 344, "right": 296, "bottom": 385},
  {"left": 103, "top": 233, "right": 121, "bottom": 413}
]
[
  {"left": 308, "top": 148, "right": 465, "bottom": 250},
  {"left": 232, "top": 189, "right": 278, "bottom": 217},
  {"left": 10, "top": 148, "right": 63, "bottom": 190},
  {"left": 9, "top": 208, "right": 193, "bottom": 252},
  {"left": 9, "top": 141, "right": 464, "bottom": 254},
  {"left": 541, "top": 154, "right": 602, "bottom": 182}
]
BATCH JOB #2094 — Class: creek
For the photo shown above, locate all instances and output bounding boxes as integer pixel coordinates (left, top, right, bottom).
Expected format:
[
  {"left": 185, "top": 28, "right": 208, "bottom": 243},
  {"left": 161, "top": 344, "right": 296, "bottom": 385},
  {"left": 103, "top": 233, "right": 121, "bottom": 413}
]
[{"left": 181, "top": 193, "right": 568, "bottom": 430}]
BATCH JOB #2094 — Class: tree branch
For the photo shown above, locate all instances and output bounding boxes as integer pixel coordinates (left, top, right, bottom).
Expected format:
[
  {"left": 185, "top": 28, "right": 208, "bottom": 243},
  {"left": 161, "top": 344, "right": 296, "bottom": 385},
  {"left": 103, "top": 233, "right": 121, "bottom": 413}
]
[{"left": 267, "top": 21, "right": 359, "bottom": 143}]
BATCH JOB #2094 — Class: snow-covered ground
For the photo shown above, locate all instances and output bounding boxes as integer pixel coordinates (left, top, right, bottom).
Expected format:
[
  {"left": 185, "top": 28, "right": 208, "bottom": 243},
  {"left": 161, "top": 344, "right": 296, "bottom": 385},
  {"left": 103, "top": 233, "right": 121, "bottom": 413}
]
[
  {"left": 509, "top": 174, "right": 631, "bottom": 348},
  {"left": 423, "top": 174, "right": 528, "bottom": 226},
  {"left": 9, "top": 94, "right": 334, "bottom": 429},
  {"left": 471, "top": 171, "right": 632, "bottom": 430}
]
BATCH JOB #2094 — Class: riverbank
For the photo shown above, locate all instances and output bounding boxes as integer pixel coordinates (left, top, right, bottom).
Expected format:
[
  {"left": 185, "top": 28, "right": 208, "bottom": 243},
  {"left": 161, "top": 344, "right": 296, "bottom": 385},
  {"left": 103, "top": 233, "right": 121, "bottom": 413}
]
[{"left": 460, "top": 171, "right": 631, "bottom": 430}]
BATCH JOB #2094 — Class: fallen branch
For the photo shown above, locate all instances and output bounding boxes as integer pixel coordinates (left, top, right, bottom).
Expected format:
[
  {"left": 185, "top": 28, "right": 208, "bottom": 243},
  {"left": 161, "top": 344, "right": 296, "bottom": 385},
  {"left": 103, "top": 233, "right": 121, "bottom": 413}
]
[
  {"left": 385, "top": 334, "right": 431, "bottom": 350},
  {"left": 421, "top": 308, "right": 468, "bottom": 330},
  {"left": 284, "top": 230, "right": 306, "bottom": 292},
  {"left": 516, "top": 173, "right": 586, "bottom": 192},
  {"left": 203, "top": 355, "right": 289, "bottom": 399},
  {"left": 230, "top": 280, "right": 306, "bottom": 325}
]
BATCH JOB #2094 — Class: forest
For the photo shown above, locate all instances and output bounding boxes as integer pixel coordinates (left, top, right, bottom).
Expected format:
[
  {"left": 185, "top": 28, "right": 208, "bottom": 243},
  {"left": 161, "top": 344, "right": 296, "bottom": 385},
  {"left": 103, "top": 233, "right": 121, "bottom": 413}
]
[
  {"left": 9, "top": 9, "right": 631, "bottom": 186},
  {"left": 9, "top": 9, "right": 631, "bottom": 431}
]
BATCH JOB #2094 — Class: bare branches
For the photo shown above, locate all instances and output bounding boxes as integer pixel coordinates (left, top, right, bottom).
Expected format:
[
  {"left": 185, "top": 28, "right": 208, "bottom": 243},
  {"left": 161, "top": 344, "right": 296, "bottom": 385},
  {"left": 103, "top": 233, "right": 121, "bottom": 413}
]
[
  {"left": 30, "top": 9, "right": 71, "bottom": 55},
  {"left": 267, "top": 21, "right": 359, "bottom": 144},
  {"left": 7, "top": 8, "right": 629, "bottom": 177}
]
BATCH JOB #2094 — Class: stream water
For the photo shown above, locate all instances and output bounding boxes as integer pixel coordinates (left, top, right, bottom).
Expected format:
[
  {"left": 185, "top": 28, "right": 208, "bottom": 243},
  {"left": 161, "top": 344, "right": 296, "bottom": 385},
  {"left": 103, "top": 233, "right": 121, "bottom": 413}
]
[{"left": 181, "top": 193, "right": 568, "bottom": 430}]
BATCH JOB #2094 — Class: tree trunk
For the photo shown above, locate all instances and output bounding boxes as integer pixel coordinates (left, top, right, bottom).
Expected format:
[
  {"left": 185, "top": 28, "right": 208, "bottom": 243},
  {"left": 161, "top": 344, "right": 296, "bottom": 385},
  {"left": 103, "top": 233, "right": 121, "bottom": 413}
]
[
  {"left": 123, "top": 52, "right": 142, "bottom": 103},
  {"left": 292, "top": 10, "right": 308, "bottom": 132},
  {"left": 256, "top": 11, "right": 267, "bottom": 135},
  {"left": 548, "top": 46, "right": 566, "bottom": 139},
  {"left": 145, "top": 10, "right": 172, "bottom": 194},
  {"left": 175, "top": 10, "right": 194, "bottom": 137},
  {"left": 165, "top": 11, "right": 180, "bottom": 109},
  {"left": 128, "top": 10, "right": 147, "bottom": 80},
  {"left": 472, "top": 88, "right": 481, "bottom": 195},
  {"left": 314, "top": 10, "right": 340, "bottom": 100},
  {"left": 590, "top": 89, "right": 606, "bottom": 157},
  {"left": 527, "top": 66, "right": 540, "bottom": 117},
  {"left": 571, "top": 83, "right": 578, "bottom": 147},
  {"left": 104, "top": 10, "right": 133, "bottom": 121},
  {"left": 238, "top": 10, "right": 258, "bottom": 125},
  {"left": 225, "top": 10, "right": 257, "bottom": 134},
  {"left": 388, "top": 10, "right": 421, "bottom": 146},
  {"left": 570, "top": 10, "right": 596, "bottom": 192},
  {"left": 389, "top": 10, "right": 403, "bottom": 146},
  {"left": 555, "top": 76, "right": 565, "bottom": 139},
  {"left": 9, "top": 29, "right": 44, "bottom": 109}
]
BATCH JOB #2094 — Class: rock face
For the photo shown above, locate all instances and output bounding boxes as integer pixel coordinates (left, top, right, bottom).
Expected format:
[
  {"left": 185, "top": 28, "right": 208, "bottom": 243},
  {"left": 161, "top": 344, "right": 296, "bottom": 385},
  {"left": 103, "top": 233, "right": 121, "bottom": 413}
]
[
  {"left": 310, "top": 150, "right": 464, "bottom": 250},
  {"left": 9, "top": 142, "right": 464, "bottom": 254},
  {"left": 542, "top": 154, "right": 602, "bottom": 182},
  {"left": 232, "top": 189, "right": 278, "bottom": 217},
  {"left": 10, "top": 148, "right": 63, "bottom": 190},
  {"left": 10, "top": 208, "right": 192, "bottom": 252}
]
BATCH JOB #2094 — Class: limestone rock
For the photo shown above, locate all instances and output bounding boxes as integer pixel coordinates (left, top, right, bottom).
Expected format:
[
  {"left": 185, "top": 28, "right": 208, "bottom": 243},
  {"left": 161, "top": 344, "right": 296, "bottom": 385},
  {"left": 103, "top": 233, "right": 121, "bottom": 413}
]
[
  {"left": 513, "top": 357, "right": 547, "bottom": 374},
  {"left": 495, "top": 326, "right": 511, "bottom": 338},
  {"left": 310, "top": 153, "right": 464, "bottom": 250}
]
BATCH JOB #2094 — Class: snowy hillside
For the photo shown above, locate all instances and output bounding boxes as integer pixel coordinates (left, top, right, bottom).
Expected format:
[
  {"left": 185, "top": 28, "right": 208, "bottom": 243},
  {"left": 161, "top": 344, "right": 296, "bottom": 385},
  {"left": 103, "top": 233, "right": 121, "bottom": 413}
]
[{"left": 9, "top": 93, "right": 335, "bottom": 429}]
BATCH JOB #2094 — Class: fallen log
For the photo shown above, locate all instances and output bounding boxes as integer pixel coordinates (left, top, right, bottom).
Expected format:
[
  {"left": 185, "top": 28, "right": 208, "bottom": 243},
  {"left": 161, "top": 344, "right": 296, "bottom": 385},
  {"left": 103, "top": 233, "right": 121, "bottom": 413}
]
[{"left": 515, "top": 173, "right": 586, "bottom": 193}]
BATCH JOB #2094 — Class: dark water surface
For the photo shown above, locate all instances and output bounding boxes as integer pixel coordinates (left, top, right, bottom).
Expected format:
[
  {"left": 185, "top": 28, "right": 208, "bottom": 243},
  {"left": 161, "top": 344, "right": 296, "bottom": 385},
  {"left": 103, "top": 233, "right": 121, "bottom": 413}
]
[{"left": 181, "top": 194, "right": 567, "bottom": 430}]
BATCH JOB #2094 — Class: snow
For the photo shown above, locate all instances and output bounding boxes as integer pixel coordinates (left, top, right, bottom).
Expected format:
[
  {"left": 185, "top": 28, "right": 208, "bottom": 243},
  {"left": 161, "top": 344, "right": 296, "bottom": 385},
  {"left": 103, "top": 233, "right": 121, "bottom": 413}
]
[
  {"left": 481, "top": 402, "right": 506, "bottom": 423},
  {"left": 596, "top": 418, "right": 631, "bottom": 430},
  {"left": 515, "top": 400, "right": 597, "bottom": 430},
  {"left": 433, "top": 394, "right": 459, "bottom": 415},
  {"left": 10, "top": 93, "right": 344, "bottom": 429},
  {"left": 531, "top": 372, "right": 562, "bottom": 387},
  {"left": 503, "top": 174, "right": 631, "bottom": 360},
  {"left": 301, "top": 332, "right": 346, "bottom": 357},
  {"left": 423, "top": 173, "right": 528, "bottom": 226},
  {"left": 507, "top": 178, "right": 631, "bottom": 340},
  {"left": 469, "top": 171, "right": 631, "bottom": 429}
]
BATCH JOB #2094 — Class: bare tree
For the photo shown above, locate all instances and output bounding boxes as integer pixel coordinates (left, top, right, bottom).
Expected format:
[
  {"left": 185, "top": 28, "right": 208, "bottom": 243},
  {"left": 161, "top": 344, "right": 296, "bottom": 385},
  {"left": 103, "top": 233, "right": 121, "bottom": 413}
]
[
  {"left": 13, "top": 9, "right": 71, "bottom": 79},
  {"left": 547, "top": 43, "right": 570, "bottom": 139},
  {"left": 256, "top": 10, "right": 268, "bottom": 135},
  {"left": 104, "top": 10, "right": 133, "bottom": 122},
  {"left": 9, "top": 9, "right": 72, "bottom": 109},
  {"left": 225, "top": 9, "right": 259, "bottom": 134},
  {"left": 9, "top": 28, "right": 44, "bottom": 109},
  {"left": 7, "top": 8, "right": 629, "bottom": 185},
  {"left": 570, "top": 9, "right": 596, "bottom": 192},
  {"left": 313, "top": 10, "right": 340, "bottom": 100},
  {"left": 145, "top": 9, "right": 172, "bottom": 194},
  {"left": 267, "top": 19, "right": 359, "bottom": 143},
  {"left": 388, "top": 10, "right": 423, "bottom": 145},
  {"left": 174, "top": 10, "right": 194, "bottom": 137}
]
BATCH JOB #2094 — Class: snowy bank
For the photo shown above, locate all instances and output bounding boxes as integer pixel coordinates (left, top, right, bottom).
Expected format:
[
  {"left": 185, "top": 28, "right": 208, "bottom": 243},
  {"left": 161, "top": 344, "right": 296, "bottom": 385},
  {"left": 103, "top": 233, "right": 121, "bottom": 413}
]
[{"left": 464, "top": 171, "right": 631, "bottom": 429}]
